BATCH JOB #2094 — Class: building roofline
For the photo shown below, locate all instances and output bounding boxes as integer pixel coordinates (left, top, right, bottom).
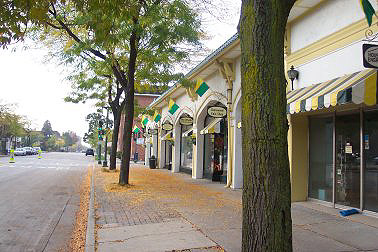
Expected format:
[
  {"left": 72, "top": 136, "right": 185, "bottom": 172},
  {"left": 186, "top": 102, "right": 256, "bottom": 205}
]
[
  {"left": 148, "top": 33, "right": 240, "bottom": 108},
  {"left": 135, "top": 93, "right": 161, "bottom": 97}
]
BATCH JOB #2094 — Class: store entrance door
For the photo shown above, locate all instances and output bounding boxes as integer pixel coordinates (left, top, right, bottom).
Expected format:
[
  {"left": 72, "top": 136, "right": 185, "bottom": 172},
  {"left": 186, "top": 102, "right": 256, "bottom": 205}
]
[
  {"left": 335, "top": 113, "right": 360, "bottom": 208},
  {"left": 165, "top": 141, "right": 172, "bottom": 170}
]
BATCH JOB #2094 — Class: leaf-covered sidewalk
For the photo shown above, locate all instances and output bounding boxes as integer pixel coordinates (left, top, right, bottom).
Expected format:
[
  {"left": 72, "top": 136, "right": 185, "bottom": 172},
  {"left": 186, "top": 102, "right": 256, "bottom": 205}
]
[{"left": 94, "top": 164, "right": 242, "bottom": 251}]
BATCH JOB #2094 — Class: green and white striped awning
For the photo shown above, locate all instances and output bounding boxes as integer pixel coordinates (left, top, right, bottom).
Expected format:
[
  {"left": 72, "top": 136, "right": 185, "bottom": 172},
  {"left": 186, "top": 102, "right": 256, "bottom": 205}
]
[{"left": 287, "top": 69, "right": 377, "bottom": 114}]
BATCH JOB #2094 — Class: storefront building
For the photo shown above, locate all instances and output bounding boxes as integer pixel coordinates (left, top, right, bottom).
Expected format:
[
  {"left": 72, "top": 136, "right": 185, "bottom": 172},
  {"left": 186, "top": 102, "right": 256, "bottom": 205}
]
[
  {"left": 286, "top": 0, "right": 378, "bottom": 214},
  {"left": 142, "top": 0, "right": 378, "bottom": 214},
  {"left": 143, "top": 34, "right": 243, "bottom": 189}
]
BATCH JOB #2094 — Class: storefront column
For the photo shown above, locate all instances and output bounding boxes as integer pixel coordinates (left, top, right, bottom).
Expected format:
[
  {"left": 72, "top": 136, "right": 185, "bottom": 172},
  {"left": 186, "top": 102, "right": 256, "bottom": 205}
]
[
  {"left": 172, "top": 126, "right": 181, "bottom": 173},
  {"left": 145, "top": 139, "right": 151, "bottom": 165},
  {"left": 289, "top": 114, "right": 309, "bottom": 202},
  {"left": 193, "top": 123, "right": 203, "bottom": 179},
  {"left": 232, "top": 119, "right": 243, "bottom": 189},
  {"left": 152, "top": 134, "right": 158, "bottom": 157},
  {"left": 158, "top": 130, "right": 165, "bottom": 169}
]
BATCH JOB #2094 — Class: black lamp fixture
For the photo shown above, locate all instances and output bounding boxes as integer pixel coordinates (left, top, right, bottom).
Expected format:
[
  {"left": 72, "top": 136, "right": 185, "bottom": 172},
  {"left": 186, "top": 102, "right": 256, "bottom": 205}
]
[{"left": 287, "top": 65, "right": 299, "bottom": 90}]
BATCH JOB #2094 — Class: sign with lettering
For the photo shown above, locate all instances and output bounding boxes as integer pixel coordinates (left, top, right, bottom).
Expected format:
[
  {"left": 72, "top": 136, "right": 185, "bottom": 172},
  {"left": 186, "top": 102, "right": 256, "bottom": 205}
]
[
  {"left": 207, "top": 106, "right": 227, "bottom": 118},
  {"left": 162, "top": 123, "right": 173, "bottom": 131},
  {"left": 345, "top": 143, "right": 353, "bottom": 154},
  {"left": 363, "top": 44, "right": 378, "bottom": 68},
  {"left": 148, "top": 128, "right": 158, "bottom": 135},
  {"left": 179, "top": 117, "right": 193, "bottom": 125}
]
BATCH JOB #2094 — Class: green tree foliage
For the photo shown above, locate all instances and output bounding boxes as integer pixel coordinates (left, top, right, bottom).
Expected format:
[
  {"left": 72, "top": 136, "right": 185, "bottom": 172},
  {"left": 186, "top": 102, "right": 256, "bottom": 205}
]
[
  {"left": 2, "top": 0, "right": 202, "bottom": 185},
  {"left": 29, "top": 0, "right": 201, "bottom": 184},
  {"left": 62, "top": 130, "right": 79, "bottom": 147},
  {"left": 0, "top": 103, "right": 28, "bottom": 148},
  {"left": 29, "top": 131, "right": 44, "bottom": 146},
  {"left": 41, "top": 120, "right": 53, "bottom": 137},
  {"left": 46, "top": 134, "right": 57, "bottom": 151},
  {"left": 84, "top": 112, "right": 113, "bottom": 148}
]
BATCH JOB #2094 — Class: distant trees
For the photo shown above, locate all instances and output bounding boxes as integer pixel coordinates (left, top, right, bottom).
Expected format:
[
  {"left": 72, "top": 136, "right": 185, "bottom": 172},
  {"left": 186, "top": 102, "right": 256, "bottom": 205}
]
[
  {"left": 83, "top": 112, "right": 113, "bottom": 148},
  {"left": 41, "top": 120, "right": 54, "bottom": 138},
  {"left": 40, "top": 120, "right": 80, "bottom": 151},
  {"left": 62, "top": 131, "right": 79, "bottom": 147},
  {"left": 0, "top": 103, "right": 27, "bottom": 149}
]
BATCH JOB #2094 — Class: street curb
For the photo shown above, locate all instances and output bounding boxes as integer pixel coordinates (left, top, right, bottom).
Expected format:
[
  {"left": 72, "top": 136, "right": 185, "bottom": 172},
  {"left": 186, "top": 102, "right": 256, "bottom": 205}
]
[{"left": 85, "top": 164, "right": 95, "bottom": 252}]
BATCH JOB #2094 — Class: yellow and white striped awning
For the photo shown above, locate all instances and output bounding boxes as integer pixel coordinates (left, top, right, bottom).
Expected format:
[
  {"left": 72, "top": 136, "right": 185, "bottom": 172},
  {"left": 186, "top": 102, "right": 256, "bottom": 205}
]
[
  {"left": 287, "top": 69, "right": 377, "bottom": 114},
  {"left": 200, "top": 118, "right": 222, "bottom": 135},
  {"left": 182, "top": 127, "right": 193, "bottom": 137},
  {"left": 161, "top": 130, "right": 173, "bottom": 140}
]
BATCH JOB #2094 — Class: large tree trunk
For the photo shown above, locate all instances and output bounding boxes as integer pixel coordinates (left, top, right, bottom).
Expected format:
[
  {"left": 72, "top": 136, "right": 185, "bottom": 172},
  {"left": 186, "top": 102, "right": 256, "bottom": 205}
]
[
  {"left": 109, "top": 106, "right": 122, "bottom": 170},
  {"left": 119, "top": 90, "right": 134, "bottom": 185},
  {"left": 119, "top": 29, "right": 138, "bottom": 185},
  {"left": 239, "top": 1, "right": 295, "bottom": 251}
]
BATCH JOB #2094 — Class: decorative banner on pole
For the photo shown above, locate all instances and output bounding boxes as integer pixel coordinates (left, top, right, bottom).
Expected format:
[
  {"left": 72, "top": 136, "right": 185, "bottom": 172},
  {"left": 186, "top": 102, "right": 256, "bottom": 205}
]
[
  {"left": 168, "top": 99, "right": 179, "bottom": 115},
  {"left": 360, "top": 0, "right": 376, "bottom": 27},
  {"left": 195, "top": 78, "right": 209, "bottom": 97},
  {"left": 141, "top": 115, "right": 149, "bottom": 126},
  {"left": 153, "top": 111, "right": 161, "bottom": 122},
  {"left": 133, "top": 125, "right": 140, "bottom": 133}
]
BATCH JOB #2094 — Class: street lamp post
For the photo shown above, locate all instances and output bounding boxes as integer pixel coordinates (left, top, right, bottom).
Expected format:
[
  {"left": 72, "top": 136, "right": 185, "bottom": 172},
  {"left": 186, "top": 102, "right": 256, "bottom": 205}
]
[{"left": 103, "top": 107, "right": 110, "bottom": 167}]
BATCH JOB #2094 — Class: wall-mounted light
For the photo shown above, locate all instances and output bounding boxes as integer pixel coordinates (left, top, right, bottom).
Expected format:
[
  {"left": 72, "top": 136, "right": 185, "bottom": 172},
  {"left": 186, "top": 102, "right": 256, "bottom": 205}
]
[{"left": 287, "top": 65, "right": 299, "bottom": 90}]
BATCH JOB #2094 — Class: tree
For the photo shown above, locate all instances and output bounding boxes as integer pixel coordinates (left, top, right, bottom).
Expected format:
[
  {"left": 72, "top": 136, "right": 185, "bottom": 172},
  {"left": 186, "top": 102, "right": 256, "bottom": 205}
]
[
  {"left": 0, "top": 103, "right": 28, "bottom": 148},
  {"left": 46, "top": 134, "right": 57, "bottom": 151},
  {"left": 41, "top": 120, "right": 53, "bottom": 138},
  {"left": 64, "top": 67, "right": 125, "bottom": 170},
  {"left": 30, "top": 131, "right": 44, "bottom": 146},
  {"left": 84, "top": 112, "right": 113, "bottom": 148},
  {"left": 238, "top": 1, "right": 295, "bottom": 251},
  {"left": 25, "top": 0, "right": 201, "bottom": 185}
]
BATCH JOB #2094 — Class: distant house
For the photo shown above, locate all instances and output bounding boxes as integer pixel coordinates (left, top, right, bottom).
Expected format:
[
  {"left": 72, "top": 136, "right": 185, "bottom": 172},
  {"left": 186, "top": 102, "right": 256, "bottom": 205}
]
[{"left": 117, "top": 93, "right": 160, "bottom": 161}]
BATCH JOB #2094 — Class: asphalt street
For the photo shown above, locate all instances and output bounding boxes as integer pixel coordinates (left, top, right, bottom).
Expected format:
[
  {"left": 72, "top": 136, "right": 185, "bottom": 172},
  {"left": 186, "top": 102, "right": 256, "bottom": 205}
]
[{"left": 0, "top": 152, "right": 92, "bottom": 252}]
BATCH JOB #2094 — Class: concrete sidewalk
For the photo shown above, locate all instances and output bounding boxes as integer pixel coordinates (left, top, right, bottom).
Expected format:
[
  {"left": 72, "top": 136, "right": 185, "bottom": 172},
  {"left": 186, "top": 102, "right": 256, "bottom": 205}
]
[{"left": 92, "top": 164, "right": 378, "bottom": 252}]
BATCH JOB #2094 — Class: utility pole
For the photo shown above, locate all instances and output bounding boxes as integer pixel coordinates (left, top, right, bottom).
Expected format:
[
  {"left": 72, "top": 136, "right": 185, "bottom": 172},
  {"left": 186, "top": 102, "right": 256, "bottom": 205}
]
[{"left": 103, "top": 107, "right": 110, "bottom": 167}]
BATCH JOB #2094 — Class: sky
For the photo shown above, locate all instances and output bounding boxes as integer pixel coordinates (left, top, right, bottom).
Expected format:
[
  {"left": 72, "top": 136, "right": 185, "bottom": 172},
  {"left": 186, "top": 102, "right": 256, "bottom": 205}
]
[{"left": 0, "top": 1, "right": 241, "bottom": 141}]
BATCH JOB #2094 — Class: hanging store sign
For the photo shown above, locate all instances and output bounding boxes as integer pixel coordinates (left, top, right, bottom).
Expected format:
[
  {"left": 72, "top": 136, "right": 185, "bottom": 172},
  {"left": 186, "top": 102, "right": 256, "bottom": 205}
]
[
  {"left": 136, "top": 138, "right": 144, "bottom": 145},
  {"left": 207, "top": 106, "right": 227, "bottom": 118},
  {"left": 148, "top": 128, "right": 158, "bottom": 135},
  {"left": 363, "top": 44, "right": 378, "bottom": 68},
  {"left": 179, "top": 117, "right": 193, "bottom": 125},
  {"left": 162, "top": 123, "right": 173, "bottom": 131},
  {"left": 345, "top": 143, "right": 353, "bottom": 154}
]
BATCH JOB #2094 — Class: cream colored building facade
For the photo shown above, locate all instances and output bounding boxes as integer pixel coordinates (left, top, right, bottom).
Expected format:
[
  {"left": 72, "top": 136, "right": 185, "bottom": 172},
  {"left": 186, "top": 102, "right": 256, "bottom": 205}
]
[
  {"left": 144, "top": 0, "right": 378, "bottom": 213},
  {"left": 287, "top": 0, "right": 378, "bottom": 214}
]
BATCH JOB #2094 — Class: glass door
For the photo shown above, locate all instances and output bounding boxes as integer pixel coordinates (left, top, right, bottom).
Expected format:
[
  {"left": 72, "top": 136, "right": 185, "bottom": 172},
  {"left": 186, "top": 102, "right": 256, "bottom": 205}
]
[
  {"left": 364, "top": 111, "right": 378, "bottom": 212},
  {"left": 335, "top": 114, "right": 360, "bottom": 208},
  {"left": 165, "top": 132, "right": 172, "bottom": 170}
]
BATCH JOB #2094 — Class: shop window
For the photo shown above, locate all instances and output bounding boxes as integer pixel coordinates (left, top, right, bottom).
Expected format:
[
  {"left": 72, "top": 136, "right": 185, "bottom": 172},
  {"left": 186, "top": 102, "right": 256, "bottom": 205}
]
[
  {"left": 335, "top": 114, "right": 360, "bottom": 208},
  {"left": 180, "top": 124, "right": 193, "bottom": 174},
  {"left": 203, "top": 112, "right": 228, "bottom": 183},
  {"left": 309, "top": 117, "right": 333, "bottom": 202},
  {"left": 364, "top": 111, "right": 378, "bottom": 212}
]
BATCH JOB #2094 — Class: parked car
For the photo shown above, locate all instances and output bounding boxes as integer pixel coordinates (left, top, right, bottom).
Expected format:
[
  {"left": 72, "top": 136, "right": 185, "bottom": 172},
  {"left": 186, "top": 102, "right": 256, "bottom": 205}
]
[
  {"left": 14, "top": 148, "right": 26, "bottom": 156},
  {"left": 85, "top": 148, "right": 94, "bottom": 156},
  {"left": 23, "top": 147, "right": 35, "bottom": 155}
]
